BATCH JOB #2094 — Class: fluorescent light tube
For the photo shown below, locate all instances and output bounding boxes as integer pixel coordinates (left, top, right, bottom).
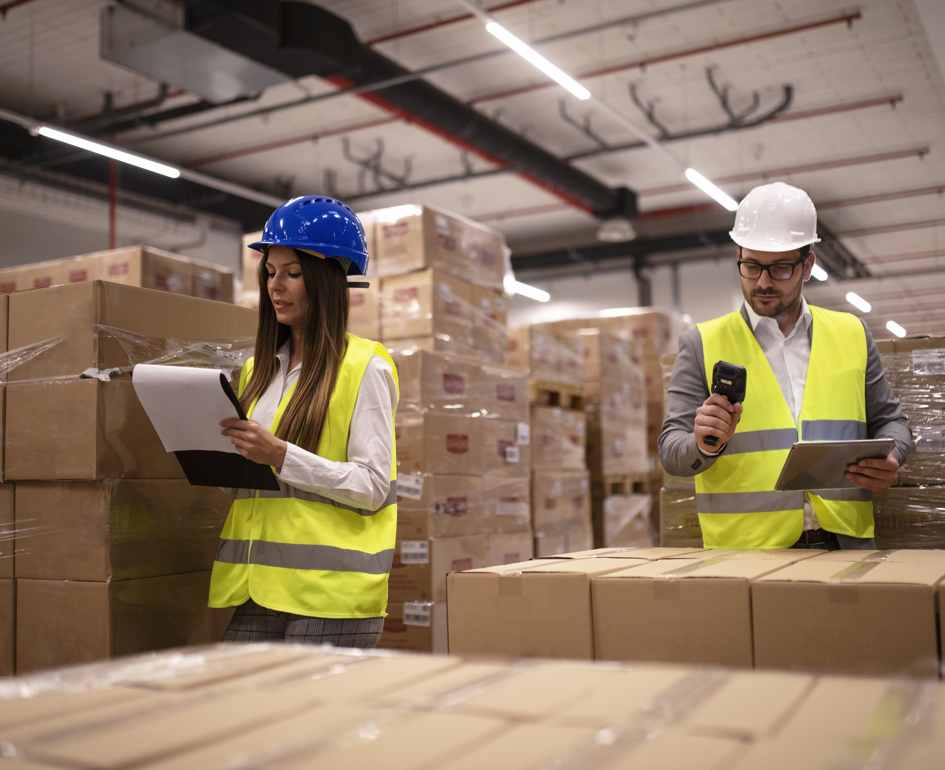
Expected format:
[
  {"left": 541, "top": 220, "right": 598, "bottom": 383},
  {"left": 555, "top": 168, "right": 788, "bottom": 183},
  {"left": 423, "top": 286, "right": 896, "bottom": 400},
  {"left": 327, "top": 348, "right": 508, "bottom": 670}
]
[
  {"left": 505, "top": 276, "right": 550, "bottom": 302},
  {"left": 485, "top": 21, "right": 590, "bottom": 100},
  {"left": 684, "top": 168, "right": 738, "bottom": 211},
  {"left": 810, "top": 264, "right": 828, "bottom": 281},
  {"left": 886, "top": 320, "right": 907, "bottom": 338},
  {"left": 38, "top": 126, "right": 181, "bottom": 178},
  {"left": 845, "top": 292, "right": 871, "bottom": 313}
]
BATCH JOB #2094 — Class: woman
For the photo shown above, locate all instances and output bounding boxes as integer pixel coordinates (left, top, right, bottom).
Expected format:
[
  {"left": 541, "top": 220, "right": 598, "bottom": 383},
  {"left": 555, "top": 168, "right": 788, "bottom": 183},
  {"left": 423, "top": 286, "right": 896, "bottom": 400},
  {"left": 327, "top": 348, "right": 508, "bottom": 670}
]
[{"left": 209, "top": 195, "right": 398, "bottom": 648}]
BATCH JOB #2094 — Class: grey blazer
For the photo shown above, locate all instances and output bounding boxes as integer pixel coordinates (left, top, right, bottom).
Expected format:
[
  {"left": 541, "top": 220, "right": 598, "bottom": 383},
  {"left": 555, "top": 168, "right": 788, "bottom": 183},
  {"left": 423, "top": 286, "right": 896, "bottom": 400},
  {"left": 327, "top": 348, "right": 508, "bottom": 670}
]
[{"left": 658, "top": 304, "right": 912, "bottom": 478}]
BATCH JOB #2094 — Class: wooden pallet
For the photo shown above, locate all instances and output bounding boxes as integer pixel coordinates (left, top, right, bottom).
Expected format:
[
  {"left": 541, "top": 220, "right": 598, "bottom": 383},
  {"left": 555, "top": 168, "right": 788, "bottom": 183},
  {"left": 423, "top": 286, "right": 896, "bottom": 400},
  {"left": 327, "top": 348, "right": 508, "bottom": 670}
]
[
  {"left": 528, "top": 379, "right": 585, "bottom": 410},
  {"left": 591, "top": 472, "right": 652, "bottom": 496}
]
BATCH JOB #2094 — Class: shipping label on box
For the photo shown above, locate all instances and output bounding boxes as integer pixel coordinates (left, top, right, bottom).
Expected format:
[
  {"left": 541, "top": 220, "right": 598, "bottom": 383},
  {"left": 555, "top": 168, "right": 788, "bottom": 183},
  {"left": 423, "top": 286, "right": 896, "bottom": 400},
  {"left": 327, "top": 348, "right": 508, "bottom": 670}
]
[
  {"left": 379, "top": 601, "right": 448, "bottom": 655},
  {"left": 389, "top": 534, "right": 489, "bottom": 603}
]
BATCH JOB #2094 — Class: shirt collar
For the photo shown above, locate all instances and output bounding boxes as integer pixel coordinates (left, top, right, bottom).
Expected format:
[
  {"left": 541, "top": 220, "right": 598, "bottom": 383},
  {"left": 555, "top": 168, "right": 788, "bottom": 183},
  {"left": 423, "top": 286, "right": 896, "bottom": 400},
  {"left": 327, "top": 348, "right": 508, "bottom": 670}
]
[
  {"left": 744, "top": 296, "right": 812, "bottom": 335},
  {"left": 276, "top": 340, "right": 299, "bottom": 373}
]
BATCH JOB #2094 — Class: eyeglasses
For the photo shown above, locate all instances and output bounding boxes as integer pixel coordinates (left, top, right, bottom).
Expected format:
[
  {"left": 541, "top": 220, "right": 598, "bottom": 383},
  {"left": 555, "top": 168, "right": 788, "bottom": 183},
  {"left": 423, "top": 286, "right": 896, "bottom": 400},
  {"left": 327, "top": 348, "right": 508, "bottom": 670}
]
[{"left": 737, "top": 255, "right": 807, "bottom": 281}]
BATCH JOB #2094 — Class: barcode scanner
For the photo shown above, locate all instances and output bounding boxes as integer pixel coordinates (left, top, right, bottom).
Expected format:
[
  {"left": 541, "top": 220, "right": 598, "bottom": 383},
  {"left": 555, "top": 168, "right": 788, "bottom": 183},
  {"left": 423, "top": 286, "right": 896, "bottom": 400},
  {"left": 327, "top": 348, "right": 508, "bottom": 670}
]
[{"left": 704, "top": 361, "right": 747, "bottom": 447}]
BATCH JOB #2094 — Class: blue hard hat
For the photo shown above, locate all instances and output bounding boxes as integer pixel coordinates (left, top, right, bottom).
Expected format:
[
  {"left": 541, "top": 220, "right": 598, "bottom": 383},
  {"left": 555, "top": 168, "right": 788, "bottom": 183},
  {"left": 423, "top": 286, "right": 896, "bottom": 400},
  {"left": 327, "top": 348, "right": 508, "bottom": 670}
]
[{"left": 249, "top": 196, "right": 369, "bottom": 277}]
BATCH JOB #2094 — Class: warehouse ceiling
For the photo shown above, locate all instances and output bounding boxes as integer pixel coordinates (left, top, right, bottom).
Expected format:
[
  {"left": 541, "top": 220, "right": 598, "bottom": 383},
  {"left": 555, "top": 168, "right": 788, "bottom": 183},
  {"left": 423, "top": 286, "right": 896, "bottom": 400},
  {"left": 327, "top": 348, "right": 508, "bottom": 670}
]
[{"left": 0, "top": 0, "right": 943, "bottom": 338}]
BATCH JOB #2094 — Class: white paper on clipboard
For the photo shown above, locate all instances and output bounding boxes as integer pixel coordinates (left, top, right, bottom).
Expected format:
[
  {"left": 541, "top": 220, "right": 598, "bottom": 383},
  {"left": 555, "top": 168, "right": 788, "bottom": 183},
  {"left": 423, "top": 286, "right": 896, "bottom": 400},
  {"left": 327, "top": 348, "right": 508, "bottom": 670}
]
[{"left": 132, "top": 364, "right": 242, "bottom": 454}]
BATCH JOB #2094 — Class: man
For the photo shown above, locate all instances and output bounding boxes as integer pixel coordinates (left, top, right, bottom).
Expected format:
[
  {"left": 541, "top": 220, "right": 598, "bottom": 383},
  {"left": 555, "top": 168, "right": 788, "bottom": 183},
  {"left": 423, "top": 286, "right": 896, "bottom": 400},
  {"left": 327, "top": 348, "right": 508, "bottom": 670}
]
[{"left": 659, "top": 181, "right": 910, "bottom": 550}]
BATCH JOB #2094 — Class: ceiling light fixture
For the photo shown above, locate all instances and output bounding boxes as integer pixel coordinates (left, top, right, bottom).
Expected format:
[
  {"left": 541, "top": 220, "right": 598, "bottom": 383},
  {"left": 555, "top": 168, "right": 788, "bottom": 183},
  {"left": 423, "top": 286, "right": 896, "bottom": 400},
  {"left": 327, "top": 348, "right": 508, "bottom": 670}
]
[
  {"left": 885, "top": 320, "right": 907, "bottom": 338},
  {"left": 505, "top": 275, "right": 550, "bottom": 302},
  {"left": 810, "top": 264, "right": 828, "bottom": 281},
  {"left": 845, "top": 291, "right": 871, "bottom": 313},
  {"left": 596, "top": 216, "right": 637, "bottom": 242},
  {"left": 684, "top": 168, "right": 738, "bottom": 211},
  {"left": 37, "top": 126, "right": 181, "bottom": 178},
  {"left": 484, "top": 22, "right": 590, "bottom": 100}
]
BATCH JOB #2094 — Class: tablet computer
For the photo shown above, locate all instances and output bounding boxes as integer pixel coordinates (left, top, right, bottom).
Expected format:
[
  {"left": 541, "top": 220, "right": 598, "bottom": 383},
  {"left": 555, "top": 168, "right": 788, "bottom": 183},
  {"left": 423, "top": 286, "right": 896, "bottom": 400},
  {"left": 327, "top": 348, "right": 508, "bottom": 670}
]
[{"left": 774, "top": 439, "right": 896, "bottom": 491}]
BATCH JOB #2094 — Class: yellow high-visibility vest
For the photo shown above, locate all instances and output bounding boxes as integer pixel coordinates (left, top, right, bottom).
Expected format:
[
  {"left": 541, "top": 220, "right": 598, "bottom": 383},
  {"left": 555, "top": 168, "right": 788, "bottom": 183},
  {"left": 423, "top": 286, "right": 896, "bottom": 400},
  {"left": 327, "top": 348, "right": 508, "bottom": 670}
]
[
  {"left": 695, "top": 306, "right": 872, "bottom": 549},
  {"left": 208, "top": 333, "right": 398, "bottom": 617}
]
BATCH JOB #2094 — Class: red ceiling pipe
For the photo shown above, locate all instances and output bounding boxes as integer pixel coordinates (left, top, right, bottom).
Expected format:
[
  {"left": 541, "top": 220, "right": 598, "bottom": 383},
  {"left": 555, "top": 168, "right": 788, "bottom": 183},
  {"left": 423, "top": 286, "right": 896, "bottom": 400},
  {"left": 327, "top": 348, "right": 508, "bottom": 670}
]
[
  {"left": 817, "top": 185, "right": 945, "bottom": 210},
  {"left": 836, "top": 218, "right": 945, "bottom": 238},
  {"left": 867, "top": 250, "right": 945, "bottom": 265},
  {"left": 0, "top": 0, "right": 38, "bottom": 18},
  {"left": 772, "top": 94, "right": 902, "bottom": 123},
  {"left": 469, "top": 11, "right": 862, "bottom": 104},
  {"left": 365, "top": 0, "right": 540, "bottom": 45}
]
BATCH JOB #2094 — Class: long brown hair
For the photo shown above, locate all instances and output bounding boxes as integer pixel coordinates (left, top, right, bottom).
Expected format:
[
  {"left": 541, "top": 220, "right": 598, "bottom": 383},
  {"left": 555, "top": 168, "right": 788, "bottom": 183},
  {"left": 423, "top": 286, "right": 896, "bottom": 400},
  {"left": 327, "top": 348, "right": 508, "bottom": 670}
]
[{"left": 240, "top": 248, "right": 350, "bottom": 454}]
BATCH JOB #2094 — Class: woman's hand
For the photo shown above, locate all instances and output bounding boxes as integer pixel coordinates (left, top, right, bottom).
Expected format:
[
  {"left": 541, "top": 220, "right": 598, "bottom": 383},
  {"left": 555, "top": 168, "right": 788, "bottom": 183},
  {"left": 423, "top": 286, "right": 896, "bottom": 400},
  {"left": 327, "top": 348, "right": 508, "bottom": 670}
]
[{"left": 220, "top": 418, "right": 288, "bottom": 471}]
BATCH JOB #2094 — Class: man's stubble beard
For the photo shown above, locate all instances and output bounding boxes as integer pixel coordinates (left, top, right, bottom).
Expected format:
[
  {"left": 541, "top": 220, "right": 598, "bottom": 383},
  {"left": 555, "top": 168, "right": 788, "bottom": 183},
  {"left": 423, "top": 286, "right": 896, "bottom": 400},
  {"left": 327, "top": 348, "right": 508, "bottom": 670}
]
[{"left": 742, "top": 279, "right": 803, "bottom": 318}]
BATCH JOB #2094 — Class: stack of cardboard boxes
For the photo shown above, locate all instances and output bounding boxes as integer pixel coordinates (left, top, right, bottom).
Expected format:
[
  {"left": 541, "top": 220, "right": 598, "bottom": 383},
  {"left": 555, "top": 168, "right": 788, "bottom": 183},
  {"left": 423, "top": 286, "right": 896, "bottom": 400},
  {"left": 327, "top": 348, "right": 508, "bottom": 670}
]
[
  {"left": 580, "top": 330, "right": 653, "bottom": 547},
  {"left": 0, "top": 246, "right": 236, "bottom": 303},
  {"left": 4, "top": 642, "right": 945, "bottom": 770},
  {"left": 1, "top": 281, "right": 255, "bottom": 674},
  {"left": 379, "top": 350, "right": 534, "bottom": 654},
  {"left": 506, "top": 326, "right": 592, "bottom": 557},
  {"left": 448, "top": 546, "right": 945, "bottom": 680}
]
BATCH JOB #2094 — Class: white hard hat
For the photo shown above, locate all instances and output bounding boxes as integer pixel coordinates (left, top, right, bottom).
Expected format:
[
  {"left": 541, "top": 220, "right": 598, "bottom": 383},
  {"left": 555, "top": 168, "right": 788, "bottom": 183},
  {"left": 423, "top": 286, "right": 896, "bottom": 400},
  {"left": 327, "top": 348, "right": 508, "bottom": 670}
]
[{"left": 729, "top": 182, "right": 821, "bottom": 252}]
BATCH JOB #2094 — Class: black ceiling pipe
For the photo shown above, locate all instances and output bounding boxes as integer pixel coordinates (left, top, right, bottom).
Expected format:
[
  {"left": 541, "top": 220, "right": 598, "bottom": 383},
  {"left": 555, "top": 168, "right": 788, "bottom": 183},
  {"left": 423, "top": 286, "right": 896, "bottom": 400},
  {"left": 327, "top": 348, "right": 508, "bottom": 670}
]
[{"left": 185, "top": 0, "right": 637, "bottom": 220}]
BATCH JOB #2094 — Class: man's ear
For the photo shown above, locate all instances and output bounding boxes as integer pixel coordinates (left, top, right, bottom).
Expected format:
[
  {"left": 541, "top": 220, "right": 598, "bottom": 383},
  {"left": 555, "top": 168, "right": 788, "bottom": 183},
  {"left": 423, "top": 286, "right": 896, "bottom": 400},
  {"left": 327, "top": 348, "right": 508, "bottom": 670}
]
[{"left": 803, "top": 250, "right": 816, "bottom": 282}]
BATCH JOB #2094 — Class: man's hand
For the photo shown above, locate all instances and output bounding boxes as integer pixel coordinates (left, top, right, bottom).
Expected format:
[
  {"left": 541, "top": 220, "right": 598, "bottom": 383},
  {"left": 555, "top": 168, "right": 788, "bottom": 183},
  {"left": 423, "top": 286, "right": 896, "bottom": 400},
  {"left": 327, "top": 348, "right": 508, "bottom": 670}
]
[
  {"left": 694, "top": 394, "right": 743, "bottom": 453},
  {"left": 847, "top": 453, "right": 899, "bottom": 492},
  {"left": 221, "top": 418, "right": 288, "bottom": 471}
]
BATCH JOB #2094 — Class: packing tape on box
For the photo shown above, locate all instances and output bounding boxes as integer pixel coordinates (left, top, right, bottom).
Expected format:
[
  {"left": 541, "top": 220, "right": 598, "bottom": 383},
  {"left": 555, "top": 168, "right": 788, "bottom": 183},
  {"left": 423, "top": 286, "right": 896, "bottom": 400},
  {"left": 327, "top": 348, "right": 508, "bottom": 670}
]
[
  {"left": 828, "top": 680, "right": 940, "bottom": 770},
  {"left": 829, "top": 561, "right": 883, "bottom": 583},
  {"left": 657, "top": 552, "right": 748, "bottom": 579},
  {"left": 530, "top": 669, "right": 728, "bottom": 770}
]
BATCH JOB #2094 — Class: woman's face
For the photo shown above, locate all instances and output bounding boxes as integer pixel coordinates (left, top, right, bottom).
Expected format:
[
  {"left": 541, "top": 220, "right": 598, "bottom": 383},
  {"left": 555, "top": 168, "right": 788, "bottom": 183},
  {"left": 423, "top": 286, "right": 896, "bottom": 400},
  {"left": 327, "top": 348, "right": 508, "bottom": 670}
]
[{"left": 266, "top": 245, "right": 309, "bottom": 330}]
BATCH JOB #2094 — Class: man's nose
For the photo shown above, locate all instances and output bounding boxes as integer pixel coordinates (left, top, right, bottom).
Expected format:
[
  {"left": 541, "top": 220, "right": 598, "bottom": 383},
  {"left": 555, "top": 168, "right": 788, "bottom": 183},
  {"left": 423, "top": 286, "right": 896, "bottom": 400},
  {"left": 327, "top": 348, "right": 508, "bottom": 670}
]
[{"left": 756, "top": 268, "right": 776, "bottom": 289}]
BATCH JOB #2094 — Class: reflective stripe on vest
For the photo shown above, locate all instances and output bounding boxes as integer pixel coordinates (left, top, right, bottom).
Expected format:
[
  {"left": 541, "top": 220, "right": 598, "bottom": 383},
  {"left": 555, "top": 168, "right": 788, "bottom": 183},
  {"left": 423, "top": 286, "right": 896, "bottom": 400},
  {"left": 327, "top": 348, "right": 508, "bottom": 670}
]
[
  {"left": 208, "top": 333, "right": 399, "bottom": 618},
  {"left": 695, "top": 306, "right": 871, "bottom": 549}
]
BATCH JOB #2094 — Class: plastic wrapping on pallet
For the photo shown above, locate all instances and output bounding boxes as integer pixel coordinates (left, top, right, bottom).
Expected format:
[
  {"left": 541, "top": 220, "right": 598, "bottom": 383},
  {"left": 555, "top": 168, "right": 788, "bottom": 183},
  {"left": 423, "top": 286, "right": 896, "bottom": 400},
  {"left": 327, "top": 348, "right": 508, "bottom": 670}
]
[
  {"left": 879, "top": 342, "right": 945, "bottom": 485},
  {"left": 506, "top": 326, "right": 584, "bottom": 387},
  {"left": 381, "top": 269, "right": 507, "bottom": 364},
  {"left": 13, "top": 480, "right": 233, "bottom": 581},
  {"left": 874, "top": 486, "right": 945, "bottom": 549},
  {"left": 393, "top": 349, "right": 528, "bottom": 422},
  {"left": 594, "top": 493, "right": 654, "bottom": 548},
  {"left": 395, "top": 474, "right": 531, "bottom": 538},
  {"left": 531, "top": 470, "right": 591, "bottom": 531},
  {"left": 530, "top": 405, "right": 586, "bottom": 471},
  {"left": 586, "top": 415, "right": 649, "bottom": 476},
  {"left": 659, "top": 487, "right": 703, "bottom": 548},
  {"left": 3, "top": 644, "right": 945, "bottom": 768}
]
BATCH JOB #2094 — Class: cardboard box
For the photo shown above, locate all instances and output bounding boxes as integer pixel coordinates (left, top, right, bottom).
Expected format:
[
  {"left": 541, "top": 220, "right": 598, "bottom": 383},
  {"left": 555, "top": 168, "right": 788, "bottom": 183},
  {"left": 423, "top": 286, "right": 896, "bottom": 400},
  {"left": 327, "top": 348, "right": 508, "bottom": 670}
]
[
  {"left": 94, "top": 246, "right": 191, "bottom": 294},
  {"left": 532, "top": 470, "right": 591, "bottom": 530},
  {"left": 14, "top": 481, "right": 233, "bottom": 581},
  {"left": 594, "top": 493, "right": 653, "bottom": 548},
  {"left": 591, "top": 554, "right": 820, "bottom": 668},
  {"left": 394, "top": 349, "right": 485, "bottom": 416},
  {"left": 477, "top": 363, "right": 529, "bottom": 422},
  {"left": 191, "top": 259, "right": 236, "bottom": 304},
  {"left": 396, "top": 474, "right": 530, "bottom": 538},
  {"left": 585, "top": 374, "right": 647, "bottom": 422},
  {"left": 543, "top": 309, "right": 676, "bottom": 360},
  {"left": 7, "top": 280, "right": 257, "bottom": 382},
  {"left": 348, "top": 283, "right": 381, "bottom": 340},
  {"left": 373, "top": 204, "right": 505, "bottom": 290},
  {"left": 434, "top": 723, "right": 599, "bottom": 770},
  {"left": 389, "top": 531, "right": 533, "bottom": 603},
  {"left": 16, "top": 572, "right": 215, "bottom": 673},
  {"left": 379, "top": 601, "right": 448, "bottom": 654},
  {"left": 558, "top": 335, "right": 584, "bottom": 388},
  {"left": 580, "top": 330, "right": 635, "bottom": 382},
  {"left": 6, "top": 379, "right": 185, "bottom": 480},
  {"left": 530, "top": 406, "right": 586, "bottom": 471},
  {"left": 534, "top": 519, "right": 594, "bottom": 557},
  {"left": 0, "top": 578, "right": 13, "bottom": 676},
  {"left": 61, "top": 254, "right": 103, "bottom": 285},
  {"left": 395, "top": 414, "right": 529, "bottom": 476},
  {"left": 381, "top": 269, "right": 473, "bottom": 344},
  {"left": 0, "top": 485, "right": 12, "bottom": 580},
  {"left": 586, "top": 416, "right": 649, "bottom": 476},
  {"left": 0, "top": 265, "right": 26, "bottom": 294},
  {"left": 506, "top": 326, "right": 558, "bottom": 382},
  {"left": 471, "top": 285, "right": 508, "bottom": 363},
  {"left": 447, "top": 557, "right": 643, "bottom": 659},
  {"left": 19, "top": 261, "right": 65, "bottom": 292},
  {"left": 752, "top": 556, "right": 945, "bottom": 677}
]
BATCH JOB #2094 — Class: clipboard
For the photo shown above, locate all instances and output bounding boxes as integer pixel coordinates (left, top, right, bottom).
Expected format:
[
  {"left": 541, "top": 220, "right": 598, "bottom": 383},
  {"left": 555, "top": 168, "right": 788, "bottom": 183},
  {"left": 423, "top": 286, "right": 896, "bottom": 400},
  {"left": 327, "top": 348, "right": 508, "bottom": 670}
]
[
  {"left": 774, "top": 439, "right": 895, "bottom": 491},
  {"left": 132, "top": 364, "right": 280, "bottom": 490}
]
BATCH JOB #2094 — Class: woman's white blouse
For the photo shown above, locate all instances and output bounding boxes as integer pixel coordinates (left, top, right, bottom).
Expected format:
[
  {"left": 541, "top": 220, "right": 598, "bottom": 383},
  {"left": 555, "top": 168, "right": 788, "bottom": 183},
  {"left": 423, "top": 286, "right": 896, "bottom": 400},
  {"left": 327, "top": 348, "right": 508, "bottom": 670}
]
[{"left": 249, "top": 341, "right": 398, "bottom": 511}]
